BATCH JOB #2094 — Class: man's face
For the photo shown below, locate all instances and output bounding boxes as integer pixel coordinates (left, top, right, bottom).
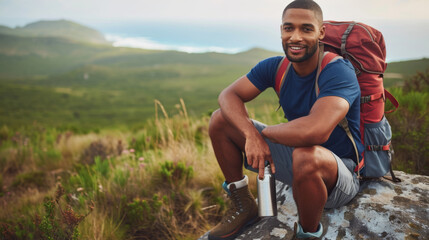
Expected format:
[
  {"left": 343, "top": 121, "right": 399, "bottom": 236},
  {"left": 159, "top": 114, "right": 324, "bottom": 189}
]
[{"left": 281, "top": 8, "right": 325, "bottom": 63}]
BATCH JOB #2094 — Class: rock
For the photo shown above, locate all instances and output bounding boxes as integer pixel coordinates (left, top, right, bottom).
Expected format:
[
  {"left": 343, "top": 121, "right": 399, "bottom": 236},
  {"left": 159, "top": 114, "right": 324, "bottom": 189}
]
[{"left": 199, "top": 171, "right": 429, "bottom": 240}]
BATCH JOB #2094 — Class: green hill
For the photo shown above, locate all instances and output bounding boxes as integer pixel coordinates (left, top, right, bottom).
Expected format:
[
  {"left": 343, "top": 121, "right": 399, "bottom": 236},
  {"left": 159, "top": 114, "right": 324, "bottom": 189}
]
[
  {"left": 384, "top": 58, "right": 429, "bottom": 88},
  {"left": 0, "top": 32, "right": 280, "bottom": 78},
  {"left": 0, "top": 19, "right": 108, "bottom": 44},
  {"left": 0, "top": 22, "right": 428, "bottom": 130},
  {"left": 0, "top": 33, "right": 115, "bottom": 77},
  {"left": 0, "top": 33, "right": 280, "bottom": 130}
]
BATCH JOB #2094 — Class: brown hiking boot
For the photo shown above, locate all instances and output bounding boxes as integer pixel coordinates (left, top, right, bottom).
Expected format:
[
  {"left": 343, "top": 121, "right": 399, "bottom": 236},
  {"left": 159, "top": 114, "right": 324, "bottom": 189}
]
[{"left": 208, "top": 184, "right": 260, "bottom": 240}]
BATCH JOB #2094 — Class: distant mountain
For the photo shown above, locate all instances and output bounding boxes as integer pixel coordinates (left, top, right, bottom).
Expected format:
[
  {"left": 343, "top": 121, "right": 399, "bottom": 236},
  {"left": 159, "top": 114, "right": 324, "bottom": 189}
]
[
  {"left": 0, "top": 33, "right": 279, "bottom": 77},
  {"left": 0, "top": 19, "right": 427, "bottom": 82},
  {"left": 0, "top": 19, "right": 108, "bottom": 44}
]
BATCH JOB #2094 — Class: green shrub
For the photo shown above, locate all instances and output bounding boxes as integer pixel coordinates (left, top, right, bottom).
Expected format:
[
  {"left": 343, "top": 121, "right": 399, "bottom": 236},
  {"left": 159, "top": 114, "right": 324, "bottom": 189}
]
[
  {"left": 124, "top": 194, "right": 173, "bottom": 239},
  {"left": 0, "top": 217, "right": 37, "bottom": 240},
  {"left": 0, "top": 125, "right": 9, "bottom": 144},
  {"left": 126, "top": 196, "right": 159, "bottom": 228},
  {"left": 387, "top": 68, "right": 429, "bottom": 175},
  {"left": 1, "top": 184, "right": 91, "bottom": 240},
  {"left": 11, "top": 171, "right": 49, "bottom": 190},
  {"left": 160, "top": 161, "right": 194, "bottom": 188},
  {"left": 94, "top": 157, "right": 110, "bottom": 178},
  {"left": 35, "top": 184, "right": 91, "bottom": 240},
  {"left": 80, "top": 140, "right": 109, "bottom": 165},
  {"left": 0, "top": 174, "right": 3, "bottom": 196},
  {"left": 112, "top": 168, "right": 130, "bottom": 189},
  {"left": 37, "top": 149, "right": 62, "bottom": 169},
  {"left": 403, "top": 68, "right": 429, "bottom": 93}
]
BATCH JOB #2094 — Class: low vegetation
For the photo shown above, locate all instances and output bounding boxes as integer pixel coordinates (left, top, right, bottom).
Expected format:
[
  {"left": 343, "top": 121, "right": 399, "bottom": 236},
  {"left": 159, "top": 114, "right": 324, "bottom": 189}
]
[
  {"left": 0, "top": 100, "right": 263, "bottom": 239},
  {"left": 386, "top": 68, "right": 429, "bottom": 175},
  {"left": 1, "top": 66, "right": 428, "bottom": 238}
]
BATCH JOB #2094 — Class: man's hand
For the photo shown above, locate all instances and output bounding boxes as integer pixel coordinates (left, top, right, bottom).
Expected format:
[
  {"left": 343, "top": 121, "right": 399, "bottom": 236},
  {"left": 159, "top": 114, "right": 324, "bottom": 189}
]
[{"left": 245, "top": 133, "right": 276, "bottom": 180}]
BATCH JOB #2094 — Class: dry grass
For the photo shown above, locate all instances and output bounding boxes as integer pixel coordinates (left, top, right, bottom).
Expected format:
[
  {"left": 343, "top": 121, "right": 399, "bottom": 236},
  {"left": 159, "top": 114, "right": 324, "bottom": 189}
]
[
  {"left": 0, "top": 99, "right": 265, "bottom": 239},
  {"left": 79, "top": 210, "right": 127, "bottom": 240}
]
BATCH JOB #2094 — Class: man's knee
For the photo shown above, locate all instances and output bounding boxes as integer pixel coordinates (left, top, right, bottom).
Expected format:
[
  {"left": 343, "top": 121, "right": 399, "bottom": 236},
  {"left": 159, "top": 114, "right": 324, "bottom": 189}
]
[
  {"left": 292, "top": 147, "right": 322, "bottom": 181},
  {"left": 292, "top": 147, "right": 338, "bottom": 187},
  {"left": 209, "top": 109, "right": 226, "bottom": 137}
]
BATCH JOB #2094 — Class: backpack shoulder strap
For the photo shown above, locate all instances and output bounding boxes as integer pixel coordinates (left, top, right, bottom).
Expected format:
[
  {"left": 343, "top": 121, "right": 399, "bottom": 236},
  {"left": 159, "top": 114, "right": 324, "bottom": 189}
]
[
  {"left": 339, "top": 118, "right": 363, "bottom": 178},
  {"left": 275, "top": 57, "right": 291, "bottom": 96},
  {"left": 314, "top": 44, "right": 343, "bottom": 97},
  {"left": 275, "top": 50, "right": 341, "bottom": 97},
  {"left": 315, "top": 44, "right": 362, "bottom": 177}
]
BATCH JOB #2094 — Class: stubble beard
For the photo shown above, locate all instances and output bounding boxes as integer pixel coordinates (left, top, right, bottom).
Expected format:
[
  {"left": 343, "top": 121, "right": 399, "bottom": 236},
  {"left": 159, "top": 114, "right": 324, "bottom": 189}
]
[{"left": 283, "top": 40, "right": 319, "bottom": 63}]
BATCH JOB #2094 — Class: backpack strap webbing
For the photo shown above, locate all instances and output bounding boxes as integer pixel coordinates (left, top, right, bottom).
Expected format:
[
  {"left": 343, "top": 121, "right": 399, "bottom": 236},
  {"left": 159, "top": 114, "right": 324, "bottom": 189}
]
[
  {"left": 274, "top": 58, "right": 291, "bottom": 96},
  {"left": 386, "top": 160, "right": 402, "bottom": 182},
  {"left": 275, "top": 44, "right": 341, "bottom": 97},
  {"left": 361, "top": 90, "right": 399, "bottom": 114},
  {"left": 314, "top": 43, "right": 342, "bottom": 96},
  {"left": 384, "top": 89, "right": 399, "bottom": 114},
  {"left": 315, "top": 44, "right": 362, "bottom": 178},
  {"left": 339, "top": 118, "right": 363, "bottom": 178}
]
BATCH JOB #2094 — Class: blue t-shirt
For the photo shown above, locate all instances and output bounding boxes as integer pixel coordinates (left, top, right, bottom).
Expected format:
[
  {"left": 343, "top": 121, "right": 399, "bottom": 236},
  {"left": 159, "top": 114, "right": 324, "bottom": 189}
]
[{"left": 247, "top": 56, "right": 363, "bottom": 163}]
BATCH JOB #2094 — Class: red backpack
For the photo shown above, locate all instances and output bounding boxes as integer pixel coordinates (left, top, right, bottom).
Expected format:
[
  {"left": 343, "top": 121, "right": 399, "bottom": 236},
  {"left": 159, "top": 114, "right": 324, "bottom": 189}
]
[{"left": 275, "top": 21, "right": 400, "bottom": 181}]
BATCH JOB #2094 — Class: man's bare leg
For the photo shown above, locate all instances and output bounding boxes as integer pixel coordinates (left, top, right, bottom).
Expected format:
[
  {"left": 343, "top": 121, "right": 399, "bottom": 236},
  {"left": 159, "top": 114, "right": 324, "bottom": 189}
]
[
  {"left": 292, "top": 146, "right": 338, "bottom": 233},
  {"left": 209, "top": 109, "right": 247, "bottom": 183},
  {"left": 208, "top": 109, "right": 260, "bottom": 240}
]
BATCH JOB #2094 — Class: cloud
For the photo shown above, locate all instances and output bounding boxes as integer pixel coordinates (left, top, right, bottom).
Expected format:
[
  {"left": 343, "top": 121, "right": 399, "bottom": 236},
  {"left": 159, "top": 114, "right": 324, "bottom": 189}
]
[
  {"left": 320, "top": 0, "right": 429, "bottom": 22},
  {"left": 2, "top": 0, "right": 428, "bottom": 25},
  {"left": 106, "top": 34, "right": 243, "bottom": 53}
]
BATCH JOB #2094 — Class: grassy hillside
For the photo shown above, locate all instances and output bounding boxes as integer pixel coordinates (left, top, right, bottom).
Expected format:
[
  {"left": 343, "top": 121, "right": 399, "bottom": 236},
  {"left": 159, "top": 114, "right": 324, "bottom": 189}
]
[
  {"left": 0, "top": 34, "right": 115, "bottom": 77},
  {"left": 0, "top": 32, "right": 281, "bottom": 131},
  {"left": 0, "top": 20, "right": 108, "bottom": 44},
  {"left": 0, "top": 27, "right": 427, "bottom": 131}
]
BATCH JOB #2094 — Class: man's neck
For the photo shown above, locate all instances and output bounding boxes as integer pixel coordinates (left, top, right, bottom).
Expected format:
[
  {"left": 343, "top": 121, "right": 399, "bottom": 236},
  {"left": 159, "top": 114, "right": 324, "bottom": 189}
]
[{"left": 291, "top": 48, "right": 320, "bottom": 77}]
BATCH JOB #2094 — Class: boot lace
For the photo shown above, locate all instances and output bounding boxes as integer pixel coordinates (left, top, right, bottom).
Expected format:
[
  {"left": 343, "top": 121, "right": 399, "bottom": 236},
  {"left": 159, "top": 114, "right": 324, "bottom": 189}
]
[{"left": 221, "top": 191, "right": 244, "bottom": 224}]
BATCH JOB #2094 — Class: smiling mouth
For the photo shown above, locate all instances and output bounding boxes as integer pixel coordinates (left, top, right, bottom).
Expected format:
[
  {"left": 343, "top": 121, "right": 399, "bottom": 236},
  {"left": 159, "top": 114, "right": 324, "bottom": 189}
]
[{"left": 288, "top": 45, "right": 306, "bottom": 54}]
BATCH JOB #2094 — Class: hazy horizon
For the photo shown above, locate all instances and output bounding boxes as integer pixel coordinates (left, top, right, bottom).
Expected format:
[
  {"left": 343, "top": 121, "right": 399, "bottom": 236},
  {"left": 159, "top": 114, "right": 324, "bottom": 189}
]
[{"left": 1, "top": 0, "right": 429, "bottom": 62}]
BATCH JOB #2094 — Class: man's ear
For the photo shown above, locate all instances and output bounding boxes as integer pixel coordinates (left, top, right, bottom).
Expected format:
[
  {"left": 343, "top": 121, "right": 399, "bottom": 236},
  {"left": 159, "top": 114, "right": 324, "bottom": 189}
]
[{"left": 319, "top": 25, "right": 326, "bottom": 40}]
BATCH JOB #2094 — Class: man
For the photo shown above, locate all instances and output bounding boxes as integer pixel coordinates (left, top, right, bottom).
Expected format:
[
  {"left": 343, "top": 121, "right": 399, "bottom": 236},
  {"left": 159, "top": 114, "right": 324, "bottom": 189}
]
[{"left": 208, "top": 0, "right": 363, "bottom": 239}]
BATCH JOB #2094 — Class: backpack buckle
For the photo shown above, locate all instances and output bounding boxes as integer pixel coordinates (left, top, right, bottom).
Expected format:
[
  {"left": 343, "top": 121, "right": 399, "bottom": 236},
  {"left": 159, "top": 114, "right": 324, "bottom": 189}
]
[{"left": 361, "top": 96, "right": 371, "bottom": 104}]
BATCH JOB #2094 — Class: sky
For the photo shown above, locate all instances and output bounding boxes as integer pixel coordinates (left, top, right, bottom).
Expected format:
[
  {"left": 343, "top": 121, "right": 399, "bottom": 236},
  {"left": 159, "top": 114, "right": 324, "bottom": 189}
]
[{"left": 1, "top": 0, "right": 429, "bottom": 61}]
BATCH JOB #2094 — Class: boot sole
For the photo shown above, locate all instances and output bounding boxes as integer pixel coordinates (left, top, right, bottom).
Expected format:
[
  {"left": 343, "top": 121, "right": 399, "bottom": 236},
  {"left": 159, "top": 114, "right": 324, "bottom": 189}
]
[{"left": 208, "top": 216, "right": 261, "bottom": 240}]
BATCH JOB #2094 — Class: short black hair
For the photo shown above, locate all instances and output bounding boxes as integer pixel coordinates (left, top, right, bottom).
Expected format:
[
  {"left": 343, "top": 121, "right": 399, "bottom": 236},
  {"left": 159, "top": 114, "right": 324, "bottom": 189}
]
[{"left": 282, "top": 0, "right": 323, "bottom": 25}]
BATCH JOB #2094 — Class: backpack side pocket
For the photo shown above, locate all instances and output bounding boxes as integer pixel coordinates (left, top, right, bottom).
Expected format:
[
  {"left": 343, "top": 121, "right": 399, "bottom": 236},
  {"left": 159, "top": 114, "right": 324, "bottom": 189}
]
[{"left": 363, "top": 116, "right": 392, "bottom": 177}]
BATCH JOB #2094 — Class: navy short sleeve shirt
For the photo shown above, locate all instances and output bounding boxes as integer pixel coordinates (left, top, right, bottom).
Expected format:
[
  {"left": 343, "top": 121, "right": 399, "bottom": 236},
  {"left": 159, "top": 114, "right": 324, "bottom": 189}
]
[{"left": 247, "top": 56, "right": 363, "bottom": 162}]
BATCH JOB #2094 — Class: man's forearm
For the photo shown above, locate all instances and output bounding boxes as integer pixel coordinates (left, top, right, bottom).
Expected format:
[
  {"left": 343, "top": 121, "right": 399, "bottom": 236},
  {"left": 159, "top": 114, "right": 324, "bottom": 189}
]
[
  {"left": 218, "top": 90, "right": 261, "bottom": 139},
  {"left": 261, "top": 96, "right": 349, "bottom": 147},
  {"left": 261, "top": 117, "right": 326, "bottom": 147}
]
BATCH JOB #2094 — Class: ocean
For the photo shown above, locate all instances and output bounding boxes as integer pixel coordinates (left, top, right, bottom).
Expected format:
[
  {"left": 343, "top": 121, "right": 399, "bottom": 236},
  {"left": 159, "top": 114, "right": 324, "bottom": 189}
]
[
  {"left": 94, "top": 20, "right": 283, "bottom": 54},
  {"left": 92, "top": 20, "right": 429, "bottom": 62}
]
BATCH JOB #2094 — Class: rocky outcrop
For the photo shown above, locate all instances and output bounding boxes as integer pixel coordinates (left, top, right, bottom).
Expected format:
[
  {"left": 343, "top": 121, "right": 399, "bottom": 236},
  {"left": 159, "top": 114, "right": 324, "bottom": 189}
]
[{"left": 199, "top": 171, "right": 429, "bottom": 239}]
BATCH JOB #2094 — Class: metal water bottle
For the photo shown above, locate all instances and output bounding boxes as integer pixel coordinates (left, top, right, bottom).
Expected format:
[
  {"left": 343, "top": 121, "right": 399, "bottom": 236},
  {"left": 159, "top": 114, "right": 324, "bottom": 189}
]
[{"left": 257, "top": 164, "right": 277, "bottom": 217}]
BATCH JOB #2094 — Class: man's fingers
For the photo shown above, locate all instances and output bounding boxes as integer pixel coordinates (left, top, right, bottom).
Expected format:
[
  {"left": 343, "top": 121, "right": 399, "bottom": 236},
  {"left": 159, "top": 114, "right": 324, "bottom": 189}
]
[
  {"left": 247, "top": 154, "right": 253, "bottom": 166},
  {"left": 258, "top": 157, "right": 265, "bottom": 180},
  {"left": 258, "top": 165, "right": 265, "bottom": 180},
  {"left": 267, "top": 155, "right": 275, "bottom": 173},
  {"left": 253, "top": 163, "right": 259, "bottom": 169}
]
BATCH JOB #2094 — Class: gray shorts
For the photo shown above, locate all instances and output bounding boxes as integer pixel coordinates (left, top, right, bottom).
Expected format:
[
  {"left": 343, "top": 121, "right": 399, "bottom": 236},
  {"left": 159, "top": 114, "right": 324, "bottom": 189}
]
[{"left": 244, "top": 120, "right": 360, "bottom": 209}]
